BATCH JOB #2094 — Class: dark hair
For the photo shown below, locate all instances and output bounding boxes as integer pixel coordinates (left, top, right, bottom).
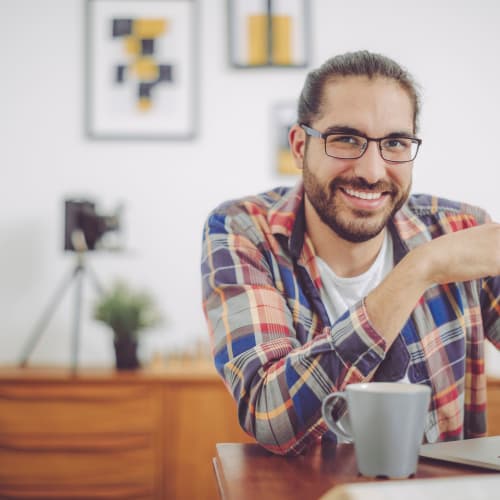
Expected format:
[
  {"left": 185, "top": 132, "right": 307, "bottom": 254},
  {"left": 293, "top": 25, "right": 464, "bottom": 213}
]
[{"left": 298, "top": 50, "right": 421, "bottom": 132}]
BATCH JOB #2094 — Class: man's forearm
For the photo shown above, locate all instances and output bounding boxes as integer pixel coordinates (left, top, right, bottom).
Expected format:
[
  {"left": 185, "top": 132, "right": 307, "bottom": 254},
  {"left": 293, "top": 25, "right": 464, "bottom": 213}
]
[
  {"left": 366, "top": 223, "right": 500, "bottom": 348},
  {"left": 365, "top": 246, "right": 431, "bottom": 348}
]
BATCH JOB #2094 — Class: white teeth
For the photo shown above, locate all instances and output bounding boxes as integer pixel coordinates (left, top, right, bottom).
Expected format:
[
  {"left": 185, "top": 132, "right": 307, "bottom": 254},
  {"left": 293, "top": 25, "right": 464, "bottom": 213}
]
[{"left": 344, "top": 188, "right": 382, "bottom": 200}]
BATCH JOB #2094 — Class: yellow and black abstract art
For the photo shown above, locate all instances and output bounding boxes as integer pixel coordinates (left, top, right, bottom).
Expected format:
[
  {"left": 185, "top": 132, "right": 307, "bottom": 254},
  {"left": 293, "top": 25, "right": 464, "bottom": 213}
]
[
  {"left": 87, "top": 0, "right": 196, "bottom": 140},
  {"left": 112, "top": 17, "right": 173, "bottom": 111}
]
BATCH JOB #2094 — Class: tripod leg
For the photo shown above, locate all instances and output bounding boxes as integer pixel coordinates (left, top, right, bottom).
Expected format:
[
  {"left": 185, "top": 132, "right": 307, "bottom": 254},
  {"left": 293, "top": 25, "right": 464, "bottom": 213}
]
[
  {"left": 85, "top": 262, "right": 104, "bottom": 295},
  {"left": 71, "top": 265, "right": 84, "bottom": 372},
  {"left": 19, "top": 266, "right": 78, "bottom": 367}
]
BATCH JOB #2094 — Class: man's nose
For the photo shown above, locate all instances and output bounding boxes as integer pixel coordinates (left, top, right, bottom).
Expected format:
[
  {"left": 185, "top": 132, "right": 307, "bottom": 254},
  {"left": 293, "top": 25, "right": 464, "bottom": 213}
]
[{"left": 353, "top": 141, "right": 387, "bottom": 184}]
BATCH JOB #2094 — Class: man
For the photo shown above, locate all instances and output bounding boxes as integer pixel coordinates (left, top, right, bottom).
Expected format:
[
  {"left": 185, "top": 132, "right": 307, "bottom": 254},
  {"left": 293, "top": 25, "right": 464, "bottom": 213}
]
[{"left": 201, "top": 51, "right": 500, "bottom": 456}]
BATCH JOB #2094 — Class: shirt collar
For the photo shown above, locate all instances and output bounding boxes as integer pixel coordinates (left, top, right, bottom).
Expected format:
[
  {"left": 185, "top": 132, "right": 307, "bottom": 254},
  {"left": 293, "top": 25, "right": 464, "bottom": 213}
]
[{"left": 268, "top": 181, "right": 306, "bottom": 260}]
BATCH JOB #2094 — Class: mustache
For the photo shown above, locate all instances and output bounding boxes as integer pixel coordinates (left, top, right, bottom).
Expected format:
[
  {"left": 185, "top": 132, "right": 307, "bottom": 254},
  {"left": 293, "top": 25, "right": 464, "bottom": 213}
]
[{"left": 329, "top": 177, "right": 397, "bottom": 195}]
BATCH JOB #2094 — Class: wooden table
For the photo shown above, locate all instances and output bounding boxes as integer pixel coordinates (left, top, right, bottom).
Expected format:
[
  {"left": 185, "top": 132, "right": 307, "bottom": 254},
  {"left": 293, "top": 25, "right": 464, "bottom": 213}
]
[{"left": 213, "top": 442, "right": 497, "bottom": 500}]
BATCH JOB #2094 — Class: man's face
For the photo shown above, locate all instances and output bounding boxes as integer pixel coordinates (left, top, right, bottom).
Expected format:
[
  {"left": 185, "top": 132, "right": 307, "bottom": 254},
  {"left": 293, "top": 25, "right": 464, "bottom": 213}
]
[{"left": 295, "top": 76, "right": 415, "bottom": 243}]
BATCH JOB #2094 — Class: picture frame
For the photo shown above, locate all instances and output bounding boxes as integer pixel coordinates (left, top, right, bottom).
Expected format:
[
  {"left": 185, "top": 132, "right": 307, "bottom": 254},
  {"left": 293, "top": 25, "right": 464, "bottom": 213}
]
[
  {"left": 274, "top": 102, "right": 301, "bottom": 176},
  {"left": 85, "top": 0, "right": 198, "bottom": 140},
  {"left": 228, "top": 0, "right": 310, "bottom": 68}
]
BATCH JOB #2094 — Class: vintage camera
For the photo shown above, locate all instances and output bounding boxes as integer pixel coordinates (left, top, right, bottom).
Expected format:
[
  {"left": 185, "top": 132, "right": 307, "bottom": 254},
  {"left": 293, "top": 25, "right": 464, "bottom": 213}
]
[{"left": 64, "top": 199, "right": 121, "bottom": 251}]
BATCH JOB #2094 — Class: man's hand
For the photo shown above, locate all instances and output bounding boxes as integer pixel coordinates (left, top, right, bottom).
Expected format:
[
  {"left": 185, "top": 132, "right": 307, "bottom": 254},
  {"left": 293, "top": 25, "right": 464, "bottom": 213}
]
[{"left": 418, "top": 223, "right": 500, "bottom": 286}]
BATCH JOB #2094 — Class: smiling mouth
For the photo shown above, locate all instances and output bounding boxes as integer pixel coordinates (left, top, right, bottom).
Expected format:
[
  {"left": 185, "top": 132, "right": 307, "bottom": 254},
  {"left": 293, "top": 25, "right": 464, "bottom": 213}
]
[{"left": 341, "top": 187, "right": 389, "bottom": 200}]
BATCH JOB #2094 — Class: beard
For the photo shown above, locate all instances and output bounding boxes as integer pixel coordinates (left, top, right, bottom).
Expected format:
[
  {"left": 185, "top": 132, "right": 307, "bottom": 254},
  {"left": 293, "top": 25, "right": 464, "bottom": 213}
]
[{"left": 302, "top": 158, "right": 411, "bottom": 243}]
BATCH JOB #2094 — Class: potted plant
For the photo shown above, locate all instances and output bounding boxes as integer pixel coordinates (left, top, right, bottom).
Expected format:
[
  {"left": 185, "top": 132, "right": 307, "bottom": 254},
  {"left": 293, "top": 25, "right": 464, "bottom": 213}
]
[{"left": 93, "top": 280, "right": 162, "bottom": 370}]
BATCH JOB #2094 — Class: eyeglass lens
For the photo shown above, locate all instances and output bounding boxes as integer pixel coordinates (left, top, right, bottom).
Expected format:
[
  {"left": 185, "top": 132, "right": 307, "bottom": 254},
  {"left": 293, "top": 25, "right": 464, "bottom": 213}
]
[{"left": 325, "top": 134, "right": 419, "bottom": 162}]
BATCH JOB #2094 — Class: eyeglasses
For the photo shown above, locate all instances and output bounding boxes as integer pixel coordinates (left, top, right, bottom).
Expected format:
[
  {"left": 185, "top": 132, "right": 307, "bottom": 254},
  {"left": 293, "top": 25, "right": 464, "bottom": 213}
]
[{"left": 300, "top": 124, "right": 422, "bottom": 163}]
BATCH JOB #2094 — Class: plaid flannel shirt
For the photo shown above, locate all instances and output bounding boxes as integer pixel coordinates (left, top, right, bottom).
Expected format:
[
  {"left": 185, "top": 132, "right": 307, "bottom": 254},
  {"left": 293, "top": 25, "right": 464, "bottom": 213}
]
[{"left": 201, "top": 182, "right": 500, "bottom": 456}]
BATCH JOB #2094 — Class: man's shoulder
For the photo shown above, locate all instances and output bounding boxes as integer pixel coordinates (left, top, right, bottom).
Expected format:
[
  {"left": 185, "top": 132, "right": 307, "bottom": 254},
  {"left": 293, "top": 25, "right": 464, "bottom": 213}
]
[
  {"left": 404, "top": 193, "right": 491, "bottom": 226},
  {"left": 208, "top": 186, "right": 294, "bottom": 218},
  {"left": 204, "top": 185, "right": 298, "bottom": 239},
  {"left": 393, "top": 194, "right": 491, "bottom": 245}
]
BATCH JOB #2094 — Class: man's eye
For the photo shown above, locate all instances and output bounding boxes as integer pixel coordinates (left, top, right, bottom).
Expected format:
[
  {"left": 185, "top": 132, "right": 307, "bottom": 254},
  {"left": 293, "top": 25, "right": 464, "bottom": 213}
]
[
  {"left": 382, "top": 138, "right": 411, "bottom": 150},
  {"left": 329, "top": 135, "right": 362, "bottom": 146}
]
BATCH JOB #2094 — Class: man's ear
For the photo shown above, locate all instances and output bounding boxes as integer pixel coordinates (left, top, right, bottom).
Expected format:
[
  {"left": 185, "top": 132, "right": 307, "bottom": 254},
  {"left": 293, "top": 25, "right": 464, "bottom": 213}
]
[{"left": 289, "top": 124, "right": 306, "bottom": 170}]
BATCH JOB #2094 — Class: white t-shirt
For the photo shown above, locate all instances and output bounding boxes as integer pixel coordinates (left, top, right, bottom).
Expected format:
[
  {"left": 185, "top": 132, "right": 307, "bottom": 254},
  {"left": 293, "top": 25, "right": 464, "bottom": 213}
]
[
  {"left": 316, "top": 230, "right": 393, "bottom": 324},
  {"left": 316, "top": 230, "right": 409, "bottom": 383}
]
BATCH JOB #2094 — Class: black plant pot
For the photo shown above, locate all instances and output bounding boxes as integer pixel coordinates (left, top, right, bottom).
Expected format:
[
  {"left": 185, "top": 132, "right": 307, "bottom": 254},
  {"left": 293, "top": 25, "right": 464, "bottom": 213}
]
[{"left": 113, "top": 338, "right": 140, "bottom": 370}]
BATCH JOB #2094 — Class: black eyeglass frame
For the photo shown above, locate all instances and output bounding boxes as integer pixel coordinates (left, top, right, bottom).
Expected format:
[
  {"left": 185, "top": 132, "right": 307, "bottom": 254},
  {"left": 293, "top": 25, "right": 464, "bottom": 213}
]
[{"left": 300, "top": 124, "right": 422, "bottom": 164}]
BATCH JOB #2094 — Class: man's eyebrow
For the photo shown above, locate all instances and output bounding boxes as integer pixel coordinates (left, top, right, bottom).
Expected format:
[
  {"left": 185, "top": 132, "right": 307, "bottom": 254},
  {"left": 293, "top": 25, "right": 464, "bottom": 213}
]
[
  {"left": 383, "top": 131, "right": 418, "bottom": 139},
  {"left": 323, "top": 125, "right": 363, "bottom": 136},
  {"left": 323, "top": 125, "right": 416, "bottom": 138}
]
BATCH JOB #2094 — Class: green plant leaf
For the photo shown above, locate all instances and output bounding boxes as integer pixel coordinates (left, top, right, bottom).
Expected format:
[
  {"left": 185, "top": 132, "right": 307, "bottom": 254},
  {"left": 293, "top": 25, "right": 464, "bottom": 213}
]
[{"left": 93, "top": 280, "right": 162, "bottom": 340}]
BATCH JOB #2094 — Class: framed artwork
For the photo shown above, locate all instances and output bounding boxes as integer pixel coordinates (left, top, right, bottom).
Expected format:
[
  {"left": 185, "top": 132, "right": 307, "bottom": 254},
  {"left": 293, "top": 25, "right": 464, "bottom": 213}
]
[
  {"left": 274, "top": 102, "right": 301, "bottom": 176},
  {"left": 228, "top": 0, "right": 310, "bottom": 68},
  {"left": 85, "top": 0, "right": 198, "bottom": 140}
]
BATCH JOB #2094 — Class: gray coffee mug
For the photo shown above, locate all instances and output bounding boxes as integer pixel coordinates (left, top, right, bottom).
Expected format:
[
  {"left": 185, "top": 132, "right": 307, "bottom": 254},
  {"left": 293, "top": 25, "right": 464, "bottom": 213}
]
[{"left": 322, "top": 382, "right": 431, "bottom": 478}]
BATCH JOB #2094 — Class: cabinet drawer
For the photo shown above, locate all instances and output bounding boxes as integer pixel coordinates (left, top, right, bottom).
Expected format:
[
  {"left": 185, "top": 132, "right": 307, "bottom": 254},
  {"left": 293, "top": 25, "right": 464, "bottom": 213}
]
[
  {"left": 0, "top": 433, "right": 159, "bottom": 498},
  {"left": 0, "top": 384, "right": 161, "bottom": 433}
]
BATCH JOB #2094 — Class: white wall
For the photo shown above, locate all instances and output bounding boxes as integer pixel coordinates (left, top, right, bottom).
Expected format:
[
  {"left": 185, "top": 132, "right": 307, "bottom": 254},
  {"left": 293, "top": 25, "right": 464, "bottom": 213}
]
[{"left": 1, "top": 0, "right": 500, "bottom": 374}]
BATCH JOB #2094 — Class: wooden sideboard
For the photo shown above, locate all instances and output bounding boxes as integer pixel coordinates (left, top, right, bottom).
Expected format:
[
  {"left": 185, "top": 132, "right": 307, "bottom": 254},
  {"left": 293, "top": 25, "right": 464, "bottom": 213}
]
[
  {"left": 0, "top": 365, "right": 499, "bottom": 499},
  {"left": 487, "top": 377, "right": 500, "bottom": 436},
  {"left": 0, "top": 362, "right": 253, "bottom": 499}
]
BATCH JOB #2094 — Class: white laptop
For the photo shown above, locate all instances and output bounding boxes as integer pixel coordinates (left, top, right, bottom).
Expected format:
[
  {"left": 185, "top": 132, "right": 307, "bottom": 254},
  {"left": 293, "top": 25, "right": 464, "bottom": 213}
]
[{"left": 419, "top": 436, "right": 500, "bottom": 471}]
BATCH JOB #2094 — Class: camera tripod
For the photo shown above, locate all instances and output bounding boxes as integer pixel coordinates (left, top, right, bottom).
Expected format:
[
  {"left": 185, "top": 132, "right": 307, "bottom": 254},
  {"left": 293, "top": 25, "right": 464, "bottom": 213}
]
[{"left": 19, "top": 250, "right": 103, "bottom": 371}]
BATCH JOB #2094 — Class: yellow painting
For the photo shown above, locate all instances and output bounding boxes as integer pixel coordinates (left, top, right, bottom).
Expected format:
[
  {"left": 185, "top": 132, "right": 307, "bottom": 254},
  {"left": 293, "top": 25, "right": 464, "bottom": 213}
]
[{"left": 229, "top": 0, "right": 309, "bottom": 68}]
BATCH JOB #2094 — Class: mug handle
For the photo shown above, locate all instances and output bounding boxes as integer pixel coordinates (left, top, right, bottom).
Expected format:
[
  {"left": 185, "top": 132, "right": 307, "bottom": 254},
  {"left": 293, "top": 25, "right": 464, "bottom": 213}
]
[{"left": 321, "top": 392, "right": 353, "bottom": 443}]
